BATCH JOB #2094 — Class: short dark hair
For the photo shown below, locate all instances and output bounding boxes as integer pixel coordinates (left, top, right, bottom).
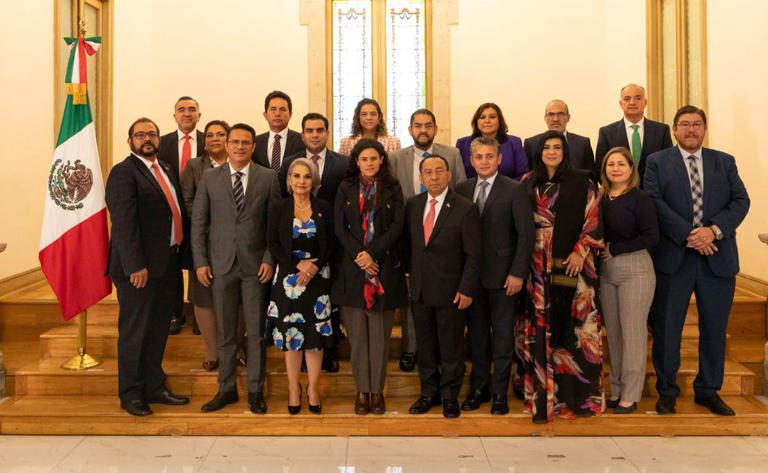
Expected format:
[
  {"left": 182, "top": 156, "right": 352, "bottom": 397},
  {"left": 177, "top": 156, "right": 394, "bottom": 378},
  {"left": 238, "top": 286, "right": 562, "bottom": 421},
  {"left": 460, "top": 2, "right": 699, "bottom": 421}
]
[
  {"left": 418, "top": 154, "right": 450, "bottom": 173},
  {"left": 470, "top": 102, "right": 509, "bottom": 143},
  {"left": 227, "top": 123, "right": 257, "bottom": 142},
  {"left": 203, "top": 120, "right": 230, "bottom": 135},
  {"left": 264, "top": 90, "right": 293, "bottom": 113},
  {"left": 351, "top": 98, "right": 388, "bottom": 136},
  {"left": 301, "top": 112, "right": 329, "bottom": 131},
  {"left": 345, "top": 139, "right": 397, "bottom": 185},
  {"left": 410, "top": 108, "right": 436, "bottom": 126},
  {"left": 128, "top": 117, "right": 159, "bottom": 138},
  {"left": 531, "top": 130, "right": 571, "bottom": 187},
  {"left": 673, "top": 105, "right": 707, "bottom": 127},
  {"left": 175, "top": 96, "right": 199, "bottom": 109}
]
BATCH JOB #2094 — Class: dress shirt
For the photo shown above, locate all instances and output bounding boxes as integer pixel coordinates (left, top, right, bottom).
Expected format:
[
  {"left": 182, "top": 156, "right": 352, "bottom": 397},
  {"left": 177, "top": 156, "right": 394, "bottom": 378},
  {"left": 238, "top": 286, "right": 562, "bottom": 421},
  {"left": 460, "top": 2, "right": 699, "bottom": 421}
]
[
  {"left": 267, "top": 127, "right": 289, "bottom": 168},
  {"left": 176, "top": 129, "right": 199, "bottom": 171},
  {"left": 413, "top": 145, "right": 433, "bottom": 194},
  {"left": 472, "top": 172, "right": 498, "bottom": 203},
  {"left": 422, "top": 186, "right": 449, "bottom": 223},
  {"left": 209, "top": 156, "right": 226, "bottom": 168},
  {"left": 679, "top": 146, "right": 704, "bottom": 195},
  {"left": 623, "top": 117, "right": 645, "bottom": 147},
  {"left": 229, "top": 162, "right": 250, "bottom": 195},
  {"left": 306, "top": 148, "right": 328, "bottom": 177},
  {"left": 135, "top": 153, "right": 181, "bottom": 246}
]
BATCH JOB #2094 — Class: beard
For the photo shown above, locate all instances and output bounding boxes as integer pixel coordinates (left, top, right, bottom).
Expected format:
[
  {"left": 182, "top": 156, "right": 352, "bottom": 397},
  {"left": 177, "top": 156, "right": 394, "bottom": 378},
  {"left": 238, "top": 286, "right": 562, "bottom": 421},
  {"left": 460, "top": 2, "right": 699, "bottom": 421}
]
[
  {"left": 413, "top": 133, "right": 434, "bottom": 148},
  {"left": 130, "top": 141, "right": 158, "bottom": 158}
]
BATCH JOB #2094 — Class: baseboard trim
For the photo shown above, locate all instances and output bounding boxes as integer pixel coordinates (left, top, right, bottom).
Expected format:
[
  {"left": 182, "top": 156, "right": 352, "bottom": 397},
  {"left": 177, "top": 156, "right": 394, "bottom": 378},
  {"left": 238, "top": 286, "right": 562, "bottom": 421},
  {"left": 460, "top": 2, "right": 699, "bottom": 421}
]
[
  {"left": 0, "top": 268, "right": 44, "bottom": 297},
  {"left": 737, "top": 273, "right": 768, "bottom": 298}
]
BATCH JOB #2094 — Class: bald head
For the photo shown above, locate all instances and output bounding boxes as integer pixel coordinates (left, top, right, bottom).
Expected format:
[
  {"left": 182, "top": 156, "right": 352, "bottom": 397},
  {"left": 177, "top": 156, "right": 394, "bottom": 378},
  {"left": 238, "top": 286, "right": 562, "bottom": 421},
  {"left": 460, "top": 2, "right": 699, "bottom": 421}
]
[{"left": 544, "top": 99, "right": 570, "bottom": 132}]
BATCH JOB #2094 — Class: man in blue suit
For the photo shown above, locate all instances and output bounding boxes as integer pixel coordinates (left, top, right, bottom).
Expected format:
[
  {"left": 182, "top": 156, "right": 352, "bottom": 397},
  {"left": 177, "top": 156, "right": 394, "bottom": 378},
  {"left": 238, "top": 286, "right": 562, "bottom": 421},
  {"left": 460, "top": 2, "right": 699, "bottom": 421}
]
[{"left": 644, "top": 105, "right": 750, "bottom": 416}]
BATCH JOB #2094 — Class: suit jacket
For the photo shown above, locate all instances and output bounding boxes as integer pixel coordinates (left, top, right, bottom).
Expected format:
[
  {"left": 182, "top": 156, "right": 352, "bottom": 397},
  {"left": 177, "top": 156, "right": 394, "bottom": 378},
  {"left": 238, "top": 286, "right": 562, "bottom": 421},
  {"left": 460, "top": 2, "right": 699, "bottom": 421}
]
[
  {"left": 456, "top": 175, "right": 535, "bottom": 289},
  {"left": 105, "top": 154, "right": 190, "bottom": 279},
  {"left": 644, "top": 147, "right": 750, "bottom": 277},
  {"left": 180, "top": 154, "right": 215, "bottom": 216},
  {"left": 158, "top": 130, "right": 205, "bottom": 180},
  {"left": 279, "top": 149, "right": 350, "bottom": 204},
  {"left": 595, "top": 117, "right": 672, "bottom": 180},
  {"left": 404, "top": 189, "right": 481, "bottom": 306},
  {"left": 252, "top": 129, "right": 304, "bottom": 169},
  {"left": 389, "top": 143, "right": 467, "bottom": 199},
  {"left": 331, "top": 178, "right": 407, "bottom": 310},
  {"left": 191, "top": 162, "right": 281, "bottom": 276},
  {"left": 268, "top": 196, "right": 334, "bottom": 271},
  {"left": 524, "top": 131, "right": 595, "bottom": 178}
]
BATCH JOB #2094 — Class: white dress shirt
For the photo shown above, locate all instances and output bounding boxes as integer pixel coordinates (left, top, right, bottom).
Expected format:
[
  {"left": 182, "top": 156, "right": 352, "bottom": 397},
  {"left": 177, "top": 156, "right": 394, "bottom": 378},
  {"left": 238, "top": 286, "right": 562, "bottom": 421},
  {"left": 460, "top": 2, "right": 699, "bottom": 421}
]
[
  {"left": 413, "top": 145, "right": 433, "bottom": 194},
  {"left": 267, "top": 127, "right": 289, "bottom": 167},
  {"left": 679, "top": 146, "right": 704, "bottom": 194},
  {"left": 176, "top": 129, "right": 199, "bottom": 171},
  {"left": 306, "top": 148, "right": 328, "bottom": 177},
  {"left": 623, "top": 117, "right": 645, "bottom": 147},
  {"left": 229, "top": 162, "right": 250, "bottom": 195},
  {"left": 472, "top": 172, "right": 498, "bottom": 203},
  {"left": 423, "top": 186, "right": 449, "bottom": 222},
  {"left": 135, "top": 153, "right": 182, "bottom": 246}
]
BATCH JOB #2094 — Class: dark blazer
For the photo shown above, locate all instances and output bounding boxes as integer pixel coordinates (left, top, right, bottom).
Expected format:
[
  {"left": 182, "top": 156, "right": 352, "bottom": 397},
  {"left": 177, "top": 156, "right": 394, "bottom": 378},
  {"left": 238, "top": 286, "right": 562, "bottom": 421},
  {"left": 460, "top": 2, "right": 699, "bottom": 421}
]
[
  {"left": 456, "top": 175, "right": 535, "bottom": 289},
  {"left": 268, "top": 196, "right": 334, "bottom": 272},
  {"left": 180, "top": 154, "right": 214, "bottom": 216},
  {"left": 404, "top": 189, "right": 481, "bottom": 306},
  {"left": 252, "top": 129, "right": 304, "bottom": 169},
  {"left": 158, "top": 130, "right": 205, "bottom": 180},
  {"left": 332, "top": 179, "right": 407, "bottom": 310},
  {"left": 524, "top": 131, "right": 595, "bottom": 178},
  {"left": 644, "top": 147, "right": 750, "bottom": 277},
  {"left": 105, "top": 154, "right": 190, "bottom": 279},
  {"left": 595, "top": 117, "right": 672, "bottom": 180},
  {"left": 279, "top": 149, "right": 350, "bottom": 204}
]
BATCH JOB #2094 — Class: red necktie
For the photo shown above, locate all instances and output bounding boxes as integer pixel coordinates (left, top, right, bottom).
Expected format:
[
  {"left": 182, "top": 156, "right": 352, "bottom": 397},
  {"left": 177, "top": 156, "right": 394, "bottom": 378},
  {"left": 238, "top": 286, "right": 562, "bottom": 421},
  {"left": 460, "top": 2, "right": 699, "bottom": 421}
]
[
  {"left": 423, "top": 198, "right": 437, "bottom": 244},
  {"left": 180, "top": 135, "right": 192, "bottom": 175},
  {"left": 151, "top": 163, "right": 183, "bottom": 245}
]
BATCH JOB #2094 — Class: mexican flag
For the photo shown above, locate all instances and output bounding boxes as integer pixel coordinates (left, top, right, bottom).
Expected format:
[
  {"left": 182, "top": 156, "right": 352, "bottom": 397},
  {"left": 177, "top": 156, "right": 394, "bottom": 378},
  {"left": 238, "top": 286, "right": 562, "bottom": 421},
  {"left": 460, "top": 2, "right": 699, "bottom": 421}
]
[{"left": 39, "top": 36, "right": 111, "bottom": 321}]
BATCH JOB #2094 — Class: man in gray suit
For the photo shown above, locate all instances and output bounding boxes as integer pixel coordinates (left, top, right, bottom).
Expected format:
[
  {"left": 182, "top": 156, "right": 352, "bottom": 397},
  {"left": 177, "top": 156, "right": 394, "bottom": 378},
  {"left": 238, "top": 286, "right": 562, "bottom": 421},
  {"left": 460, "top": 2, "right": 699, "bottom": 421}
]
[
  {"left": 389, "top": 108, "right": 467, "bottom": 372},
  {"left": 192, "top": 123, "right": 281, "bottom": 414}
]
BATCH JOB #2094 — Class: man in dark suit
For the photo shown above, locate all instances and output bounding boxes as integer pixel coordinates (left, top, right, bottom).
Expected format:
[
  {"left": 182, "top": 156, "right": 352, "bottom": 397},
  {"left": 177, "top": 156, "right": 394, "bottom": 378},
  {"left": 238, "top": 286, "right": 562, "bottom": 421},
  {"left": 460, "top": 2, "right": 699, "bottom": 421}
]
[
  {"left": 595, "top": 84, "right": 673, "bottom": 181},
  {"left": 524, "top": 100, "right": 595, "bottom": 178},
  {"left": 158, "top": 96, "right": 205, "bottom": 335},
  {"left": 280, "top": 113, "right": 349, "bottom": 373},
  {"left": 192, "top": 123, "right": 281, "bottom": 414},
  {"left": 456, "top": 137, "right": 535, "bottom": 415},
  {"left": 405, "top": 155, "right": 481, "bottom": 418},
  {"left": 644, "top": 105, "right": 750, "bottom": 416},
  {"left": 252, "top": 90, "right": 304, "bottom": 170},
  {"left": 105, "top": 118, "right": 191, "bottom": 416}
]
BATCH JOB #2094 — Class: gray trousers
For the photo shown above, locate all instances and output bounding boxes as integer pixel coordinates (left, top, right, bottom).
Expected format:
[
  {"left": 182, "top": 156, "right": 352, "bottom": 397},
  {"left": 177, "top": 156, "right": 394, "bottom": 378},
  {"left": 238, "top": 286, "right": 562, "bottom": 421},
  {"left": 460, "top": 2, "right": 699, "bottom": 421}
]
[
  {"left": 600, "top": 249, "right": 656, "bottom": 403},
  {"left": 212, "top": 259, "right": 266, "bottom": 394},
  {"left": 341, "top": 307, "right": 394, "bottom": 393}
]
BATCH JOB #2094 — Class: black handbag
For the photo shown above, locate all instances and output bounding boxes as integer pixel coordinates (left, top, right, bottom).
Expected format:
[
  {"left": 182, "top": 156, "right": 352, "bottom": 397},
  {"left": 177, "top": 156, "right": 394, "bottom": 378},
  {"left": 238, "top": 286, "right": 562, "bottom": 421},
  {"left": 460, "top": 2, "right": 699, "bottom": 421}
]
[{"left": 550, "top": 257, "right": 578, "bottom": 288}]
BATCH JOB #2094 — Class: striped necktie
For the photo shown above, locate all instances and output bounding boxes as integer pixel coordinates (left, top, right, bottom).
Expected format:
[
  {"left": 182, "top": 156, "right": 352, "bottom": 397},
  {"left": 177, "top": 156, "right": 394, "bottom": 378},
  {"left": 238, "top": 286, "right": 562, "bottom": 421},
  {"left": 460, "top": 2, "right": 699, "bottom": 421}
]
[
  {"left": 233, "top": 171, "right": 245, "bottom": 212},
  {"left": 687, "top": 155, "right": 703, "bottom": 226}
]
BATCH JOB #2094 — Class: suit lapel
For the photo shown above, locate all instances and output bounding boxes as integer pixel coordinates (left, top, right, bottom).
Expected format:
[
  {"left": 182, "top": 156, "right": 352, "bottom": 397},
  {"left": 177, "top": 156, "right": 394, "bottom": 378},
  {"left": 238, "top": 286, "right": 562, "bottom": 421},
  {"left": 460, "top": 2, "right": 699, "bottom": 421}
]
[
  {"left": 218, "top": 165, "right": 237, "bottom": 210},
  {"left": 481, "top": 177, "right": 501, "bottom": 216},
  {"left": 243, "top": 163, "right": 259, "bottom": 212},
  {"left": 670, "top": 147, "right": 694, "bottom": 211},
  {"left": 412, "top": 193, "right": 427, "bottom": 249},
  {"left": 131, "top": 155, "right": 165, "bottom": 197},
  {"left": 614, "top": 120, "right": 630, "bottom": 148},
  {"left": 403, "top": 146, "right": 416, "bottom": 197},
  {"left": 427, "top": 190, "right": 454, "bottom": 246},
  {"left": 701, "top": 149, "right": 715, "bottom": 219},
  {"left": 641, "top": 119, "right": 654, "bottom": 157}
]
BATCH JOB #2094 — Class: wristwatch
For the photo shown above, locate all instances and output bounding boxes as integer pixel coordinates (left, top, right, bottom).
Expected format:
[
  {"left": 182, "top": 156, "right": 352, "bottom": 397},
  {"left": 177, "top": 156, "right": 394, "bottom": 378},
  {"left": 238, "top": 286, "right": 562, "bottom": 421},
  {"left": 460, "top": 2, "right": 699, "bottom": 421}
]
[{"left": 710, "top": 225, "right": 724, "bottom": 241}]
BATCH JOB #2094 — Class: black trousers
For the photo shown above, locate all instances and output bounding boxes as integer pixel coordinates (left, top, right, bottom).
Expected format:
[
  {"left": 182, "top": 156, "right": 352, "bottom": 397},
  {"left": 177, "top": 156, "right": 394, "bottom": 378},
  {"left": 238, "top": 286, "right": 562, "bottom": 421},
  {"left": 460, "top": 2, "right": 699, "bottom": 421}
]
[
  {"left": 115, "top": 248, "right": 180, "bottom": 402},
  {"left": 467, "top": 287, "right": 516, "bottom": 396},
  {"left": 411, "top": 300, "right": 466, "bottom": 401}
]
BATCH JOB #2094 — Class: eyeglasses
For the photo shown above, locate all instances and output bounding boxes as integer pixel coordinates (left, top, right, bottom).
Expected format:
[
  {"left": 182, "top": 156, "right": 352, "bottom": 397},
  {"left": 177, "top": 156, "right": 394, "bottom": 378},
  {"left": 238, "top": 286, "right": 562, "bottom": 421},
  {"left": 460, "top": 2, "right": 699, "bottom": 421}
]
[
  {"left": 676, "top": 121, "right": 705, "bottom": 129},
  {"left": 227, "top": 139, "right": 254, "bottom": 147},
  {"left": 132, "top": 132, "right": 158, "bottom": 140}
]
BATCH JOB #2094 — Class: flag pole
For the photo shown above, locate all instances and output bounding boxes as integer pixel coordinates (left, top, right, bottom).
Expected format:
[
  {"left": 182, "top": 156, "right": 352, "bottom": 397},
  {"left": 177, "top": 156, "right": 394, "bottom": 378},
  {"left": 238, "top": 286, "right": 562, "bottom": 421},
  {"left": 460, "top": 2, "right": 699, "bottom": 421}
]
[{"left": 61, "top": 310, "right": 102, "bottom": 370}]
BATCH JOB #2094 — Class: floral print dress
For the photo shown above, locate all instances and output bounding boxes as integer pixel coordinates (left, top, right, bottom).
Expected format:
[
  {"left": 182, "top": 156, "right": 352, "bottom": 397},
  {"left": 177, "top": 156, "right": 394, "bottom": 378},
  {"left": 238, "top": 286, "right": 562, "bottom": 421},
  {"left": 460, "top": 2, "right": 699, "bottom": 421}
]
[
  {"left": 269, "top": 216, "right": 333, "bottom": 351},
  {"left": 518, "top": 177, "right": 604, "bottom": 423}
]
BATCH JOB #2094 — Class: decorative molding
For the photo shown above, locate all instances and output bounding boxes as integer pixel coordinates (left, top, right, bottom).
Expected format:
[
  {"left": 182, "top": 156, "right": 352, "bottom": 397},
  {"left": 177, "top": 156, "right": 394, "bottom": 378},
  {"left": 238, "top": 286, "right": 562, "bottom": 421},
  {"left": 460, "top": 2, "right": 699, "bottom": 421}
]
[
  {"left": 430, "top": 0, "right": 457, "bottom": 145},
  {"left": 645, "top": 0, "right": 663, "bottom": 121},
  {"left": 737, "top": 274, "right": 768, "bottom": 299},
  {"left": 0, "top": 268, "right": 44, "bottom": 298}
]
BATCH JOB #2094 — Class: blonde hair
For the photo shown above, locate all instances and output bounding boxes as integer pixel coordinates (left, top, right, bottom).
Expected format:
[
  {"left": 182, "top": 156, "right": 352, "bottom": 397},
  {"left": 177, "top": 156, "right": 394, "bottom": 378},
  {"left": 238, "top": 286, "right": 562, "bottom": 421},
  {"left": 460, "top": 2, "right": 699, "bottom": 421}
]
[
  {"left": 286, "top": 158, "right": 321, "bottom": 196},
  {"left": 600, "top": 147, "right": 640, "bottom": 195}
]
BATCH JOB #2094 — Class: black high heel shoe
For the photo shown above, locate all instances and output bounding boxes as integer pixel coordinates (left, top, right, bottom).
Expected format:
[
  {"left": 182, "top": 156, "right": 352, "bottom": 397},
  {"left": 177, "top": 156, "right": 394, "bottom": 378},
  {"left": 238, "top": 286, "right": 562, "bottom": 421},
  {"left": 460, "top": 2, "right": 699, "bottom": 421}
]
[
  {"left": 288, "top": 385, "right": 302, "bottom": 415},
  {"left": 307, "top": 387, "right": 322, "bottom": 415}
]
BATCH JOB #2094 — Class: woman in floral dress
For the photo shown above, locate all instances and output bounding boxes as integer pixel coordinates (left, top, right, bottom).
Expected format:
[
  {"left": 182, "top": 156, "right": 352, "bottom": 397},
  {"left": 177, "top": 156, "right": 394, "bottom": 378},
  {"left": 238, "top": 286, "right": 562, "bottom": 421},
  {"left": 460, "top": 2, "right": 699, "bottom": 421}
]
[
  {"left": 268, "top": 158, "right": 333, "bottom": 415},
  {"left": 518, "top": 130, "right": 604, "bottom": 423}
]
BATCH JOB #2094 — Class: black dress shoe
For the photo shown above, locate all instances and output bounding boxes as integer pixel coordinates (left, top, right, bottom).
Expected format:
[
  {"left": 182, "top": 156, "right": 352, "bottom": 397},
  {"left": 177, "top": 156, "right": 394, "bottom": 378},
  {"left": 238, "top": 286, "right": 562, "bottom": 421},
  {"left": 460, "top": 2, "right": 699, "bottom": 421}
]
[
  {"left": 655, "top": 395, "right": 676, "bottom": 415},
  {"left": 121, "top": 399, "right": 152, "bottom": 416},
  {"left": 490, "top": 394, "right": 509, "bottom": 415},
  {"left": 461, "top": 389, "right": 491, "bottom": 411},
  {"left": 322, "top": 349, "right": 340, "bottom": 373},
  {"left": 613, "top": 402, "right": 637, "bottom": 414},
  {"left": 443, "top": 399, "right": 461, "bottom": 418},
  {"left": 169, "top": 316, "right": 183, "bottom": 335},
  {"left": 249, "top": 392, "right": 268, "bottom": 414},
  {"left": 399, "top": 352, "right": 416, "bottom": 372},
  {"left": 201, "top": 391, "right": 238, "bottom": 412},
  {"left": 370, "top": 393, "right": 385, "bottom": 415},
  {"left": 355, "top": 392, "right": 370, "bottom": 415},
  {"left": 145, "top": 388, "right": 190, "bottom": 405},
  {"left": 408, "top": 395, "right": 441, "bottom": 414},
  {"left": 695, "top": 394, "right": 735, "bottom": 416},
  {"left": 606, "top": 398, "right": 620, "bottom": 409},
  {"left": 512, "top": 386, "right": 524, "bottom": 401}
]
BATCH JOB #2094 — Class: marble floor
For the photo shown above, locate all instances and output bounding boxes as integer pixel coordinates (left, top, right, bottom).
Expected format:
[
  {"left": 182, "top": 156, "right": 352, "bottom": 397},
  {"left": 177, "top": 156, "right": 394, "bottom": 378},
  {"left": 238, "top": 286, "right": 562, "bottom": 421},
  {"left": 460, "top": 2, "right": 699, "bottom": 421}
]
[{"left": 1, "top": 435, "right": 767, "bottom": 472}]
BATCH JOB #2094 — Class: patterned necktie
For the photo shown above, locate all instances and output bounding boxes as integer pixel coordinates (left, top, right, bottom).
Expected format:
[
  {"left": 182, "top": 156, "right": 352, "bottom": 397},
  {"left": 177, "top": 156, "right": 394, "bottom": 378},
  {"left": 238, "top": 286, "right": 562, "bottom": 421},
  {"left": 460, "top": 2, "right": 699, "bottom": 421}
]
[
  {"left": 271, "top": 134, "right": 282, "bottom": 171},
  {"left": 311, "top": 154, "right": 320, "bottom": 171},
  {"left": 233, "top": 171, "right": 245, "bottom": 212},
  {"left": 476, "top": 180, "right": 489, "bottom": 213},
  {"left": 630, "top": 124, "right": 642, "bottom": 166},
  {"left": 420, "top": 151, "right": 429, "bottom": 193},
  {"left": 423, "top": 198, "right": 438, "bottom": 244},
  {"left": 687, "top": 155, "right": 703, "bottom": 226},
  {"left": 180, "top": 135, "right": 192, "bottom": 175},
  {"left": 150, "top": 163, "right": 183, "bottom": 245}
]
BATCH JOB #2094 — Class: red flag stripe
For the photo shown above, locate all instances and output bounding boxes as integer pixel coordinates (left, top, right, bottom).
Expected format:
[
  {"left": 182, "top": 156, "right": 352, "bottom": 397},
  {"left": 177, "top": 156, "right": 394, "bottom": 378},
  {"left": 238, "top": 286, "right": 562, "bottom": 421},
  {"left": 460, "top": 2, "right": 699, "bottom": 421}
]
[{"left": 77, "top": 37, "right": 88, "bottom": 84}]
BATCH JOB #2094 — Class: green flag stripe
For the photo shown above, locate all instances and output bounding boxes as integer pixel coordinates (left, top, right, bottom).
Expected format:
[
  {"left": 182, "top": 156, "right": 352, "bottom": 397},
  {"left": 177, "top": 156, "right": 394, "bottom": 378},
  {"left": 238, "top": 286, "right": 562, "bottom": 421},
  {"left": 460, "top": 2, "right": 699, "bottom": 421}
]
[
  {"left": 64, "top": 41, "right": 76, "bottom": 84},
  {"left": 56, "top": 95, "right": 93, "bottom": 147}
]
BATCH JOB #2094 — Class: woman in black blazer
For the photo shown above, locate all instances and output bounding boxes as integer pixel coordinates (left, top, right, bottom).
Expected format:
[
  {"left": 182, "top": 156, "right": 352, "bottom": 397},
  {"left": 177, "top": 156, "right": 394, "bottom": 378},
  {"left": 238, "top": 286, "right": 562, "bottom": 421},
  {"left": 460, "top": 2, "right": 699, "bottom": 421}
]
[{"left": 332, "top": 139, "right": 407, "bottom": 415}]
